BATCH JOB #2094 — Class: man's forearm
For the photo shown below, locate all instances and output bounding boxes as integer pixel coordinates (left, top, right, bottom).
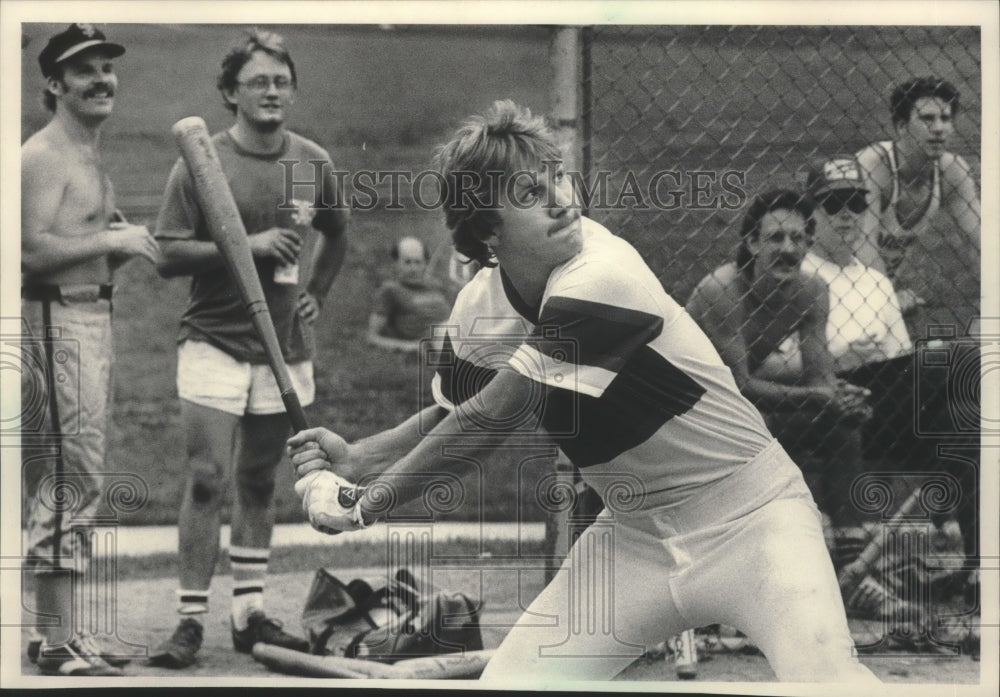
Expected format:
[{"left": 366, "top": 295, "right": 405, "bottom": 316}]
[
  {"left": 306, "top": 232, "right": 347, "bottom": 302},
  {"left": 348, "top": 406, "right": 448, "bottom": 480},
  {"left": 21, "top": 230, "right": 114, "bottom": 276},
  {"left": 156, "top": 237, "right": 226, "bottom": 277},
  {"left": 356, "top": 405, "right": 524, "bottom": 525},
  {"left": 355, "top": 369, "right": 545, "bottom": 524},
  {"left": 743, "top": 376, "right": 830, "bottom": 412}
]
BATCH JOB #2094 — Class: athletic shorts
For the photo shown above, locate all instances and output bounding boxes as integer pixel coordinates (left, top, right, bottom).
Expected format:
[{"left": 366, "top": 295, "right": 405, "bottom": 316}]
[{"left": 176, "top": 339, "right": 315, "bottom": 416}]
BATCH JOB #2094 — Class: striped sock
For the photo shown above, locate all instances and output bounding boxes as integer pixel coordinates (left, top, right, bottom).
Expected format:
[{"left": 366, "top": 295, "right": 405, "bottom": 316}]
[
  {"left": 229, "top": 546, "right": 268, "bottom": 630},
  {"left": 176, "top": 589, "right": 209, "bottom": 618}
]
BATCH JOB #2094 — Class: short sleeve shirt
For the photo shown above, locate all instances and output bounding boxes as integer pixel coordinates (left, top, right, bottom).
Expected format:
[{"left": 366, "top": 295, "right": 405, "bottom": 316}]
[
  {"left": 432, "top": 218, "right": 774, "bottom": 506},
  {"left": 155, "top": 131, "right": 343, "bottom": 364}
]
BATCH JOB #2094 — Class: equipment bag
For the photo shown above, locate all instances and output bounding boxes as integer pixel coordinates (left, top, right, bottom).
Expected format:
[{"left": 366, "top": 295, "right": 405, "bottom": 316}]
[{"left": 301, "top": 567, "right": 483, "bottom": 663}]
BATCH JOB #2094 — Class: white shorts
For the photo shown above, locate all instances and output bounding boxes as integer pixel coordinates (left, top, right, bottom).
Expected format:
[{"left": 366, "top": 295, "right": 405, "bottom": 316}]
[{"left": 176, "top": 339, "right": 315, "bottom": 416}]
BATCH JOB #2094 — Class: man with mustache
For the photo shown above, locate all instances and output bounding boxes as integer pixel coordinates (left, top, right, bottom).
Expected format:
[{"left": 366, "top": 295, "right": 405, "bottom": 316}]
[
  {"left": 686, "top": 188, "right": 872, "bottom": 532},
  {"left": 854, "top": 77, "right": 981, "bottom": 341},
  {"left": 21, "top": 23, "right": 160, "bottom": 675},
  {"left": 286, "top": 101, "right": 879, "bottom": 683},
  {"left": 149, "top": 29, "right": 348, "bottom": 668}
]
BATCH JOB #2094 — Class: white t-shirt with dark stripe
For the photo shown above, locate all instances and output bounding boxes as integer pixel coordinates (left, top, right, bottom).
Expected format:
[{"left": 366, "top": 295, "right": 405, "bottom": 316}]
[{"left": 431, "top": 218, "right": 774, "bottom": 508}]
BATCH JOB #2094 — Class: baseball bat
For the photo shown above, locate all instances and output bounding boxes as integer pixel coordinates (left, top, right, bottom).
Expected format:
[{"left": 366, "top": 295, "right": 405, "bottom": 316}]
[
  {"left": 171, "top": 116, "right": 308, "bottom": 433},
  {"left": 252, "top": 644, "right": 381, "bottom": 678},
  {"left": 252, "top": 644, "right": 494, "bottom": 679},
  {"left": 391, "top": 649, "right": 495, "bottom": 679},
  {"left": 838, "top": 486, "right": 922, "bottom": 587}
]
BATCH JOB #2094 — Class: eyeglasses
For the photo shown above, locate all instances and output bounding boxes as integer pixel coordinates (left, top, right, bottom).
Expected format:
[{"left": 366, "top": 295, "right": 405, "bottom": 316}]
[
  {"left": 236, "top": 75, "right": 295, "bottom": 92},
  {"left": 818, "top": 191, "right": 867, "bottom": 215}
]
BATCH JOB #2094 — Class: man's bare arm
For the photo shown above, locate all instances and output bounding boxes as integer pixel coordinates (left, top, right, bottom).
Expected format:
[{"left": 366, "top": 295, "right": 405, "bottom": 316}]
[
  {"left": 942, "top": 154, "right": 981, "bottom": 253},
  {"left": 854, "top": 145, "right": 889, "bottom": 273},
  {"left": 354, "top": 369, "right": 543, "bottom": 523},
  {"left": 796, "top": 276, "right": 837, "bottom": 386},
  {"left": 367, "top": 313, "right": 420, "bottom": 353},
  {"left": 305, "top": 212, "right": 348, "bottom": 304},
  {"left": 21, "top": 146, "right": 158, "bottom": 274},
  {"left": 686, "top": 276, "right": 834, "bottom": 412},
  {"left": 156, "top": 228, "right": 303, "bottom": 277}
]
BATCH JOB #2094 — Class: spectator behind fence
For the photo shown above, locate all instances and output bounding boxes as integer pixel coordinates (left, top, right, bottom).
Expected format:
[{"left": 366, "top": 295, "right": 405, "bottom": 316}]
[
  {"left": 797, "top": 157, "right": 978, "bottom": 603},
  {"left": 854, "top": 76, "right": 981, "bottom": 340},
  {"left": 685, "top": 189, "right": 872, "bottom": 530},
  {"left": 755, "top": 157, "right": 913, "bottom": 379},
  {"left": 367, "top": 236, "right": 453, "bottom": 354}
]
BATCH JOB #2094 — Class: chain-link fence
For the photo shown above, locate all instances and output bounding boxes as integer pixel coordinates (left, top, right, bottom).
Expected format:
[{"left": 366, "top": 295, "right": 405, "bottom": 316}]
[{"left": 552, "top": 26, "right": 983, "bottom": 618}]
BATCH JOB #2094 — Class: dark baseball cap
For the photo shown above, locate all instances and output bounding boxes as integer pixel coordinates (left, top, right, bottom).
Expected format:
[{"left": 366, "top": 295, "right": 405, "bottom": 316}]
[
  {"left": 38, "top": 24, "right": 125, "bottom": 78},
  {"left": 801, "top": 156, "right": 868, "bottom": 198}
]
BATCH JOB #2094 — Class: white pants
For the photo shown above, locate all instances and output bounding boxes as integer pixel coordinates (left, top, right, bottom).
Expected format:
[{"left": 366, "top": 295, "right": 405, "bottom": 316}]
[{"left": 481, "top": 440, "right": 879, "bottom": 685}]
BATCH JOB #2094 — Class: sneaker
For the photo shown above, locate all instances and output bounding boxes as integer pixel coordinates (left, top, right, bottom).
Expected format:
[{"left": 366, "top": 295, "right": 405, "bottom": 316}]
[
  {"left": 27, "top": 637, "right": 41, "bottom": 664},
  {"left": 147, "top": 618, "right": 203, "bottom": 668},
  {"left": 36, "top": 637, "right": 124, "bottom": 676},
  {"left": 30, "top": 634, "right": 130, "bottom": 668},
  {"left": 76, "top": 634, "right": 133, "bottom": 668},
  {"left": 232, "top": 611, "right": 309, "bottom": 654}
]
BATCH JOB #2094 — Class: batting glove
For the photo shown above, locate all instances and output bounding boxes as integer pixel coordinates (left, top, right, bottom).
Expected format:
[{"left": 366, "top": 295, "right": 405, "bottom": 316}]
[{"left": 294, "top": 470, "right": 370, "bottom": 535}]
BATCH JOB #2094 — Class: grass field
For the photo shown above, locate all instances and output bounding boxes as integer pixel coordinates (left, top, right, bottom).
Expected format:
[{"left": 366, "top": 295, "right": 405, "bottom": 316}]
[
  {"left": 17, "top": 23, "right": 983, "bottom": 527},
  {"left": 20, "top": 23, "right": 554, "bottom": 525}
]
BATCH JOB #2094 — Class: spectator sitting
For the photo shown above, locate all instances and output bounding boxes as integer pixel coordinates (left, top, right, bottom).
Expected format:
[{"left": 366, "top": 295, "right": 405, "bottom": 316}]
[
  {"left": 367, "top": 236, "right": 453, "bottom": 353},
  {"left": 686, "top": 189, "right": 872, "bottom": 532},
  {"left": 794, "top": 158, "right": 977, "bottom": 602},
  {"left": 755, "top": 156, "right": 913, "bottom": 380}
]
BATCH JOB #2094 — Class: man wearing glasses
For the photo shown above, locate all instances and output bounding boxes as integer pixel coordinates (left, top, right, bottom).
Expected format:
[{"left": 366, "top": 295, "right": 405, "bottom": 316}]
[{"left": 150, "top": 29, "right": 348, "bottom": 668}]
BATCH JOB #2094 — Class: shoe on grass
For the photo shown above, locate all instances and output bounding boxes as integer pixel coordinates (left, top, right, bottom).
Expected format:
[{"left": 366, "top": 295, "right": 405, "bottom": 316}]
[
  {"left": 36, "top": 636, "right": 124, "bottom": 676},
  {"left": 232, "top": 610, "right": 309, "bottom": 654},
  {"left": 147, "top": 617, "right": 203, "bottom": 668}
]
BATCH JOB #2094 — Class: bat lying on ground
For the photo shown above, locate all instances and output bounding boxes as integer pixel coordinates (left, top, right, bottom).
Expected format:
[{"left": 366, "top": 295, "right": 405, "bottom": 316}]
[
  {"left": 171, "top": 116, "right": 308, "bottom": 432},
  {"left": 838, "top": 486, "right": 922, "bottom": 588},
  {"left": 251, "top": 644, "right": 495, "bottom": 679}
]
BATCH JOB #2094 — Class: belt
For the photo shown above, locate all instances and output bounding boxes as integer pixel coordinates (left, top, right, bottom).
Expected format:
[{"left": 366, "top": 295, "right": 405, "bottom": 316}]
[{"left": 22, "top": 284, "right": 114, "bottom": 302}]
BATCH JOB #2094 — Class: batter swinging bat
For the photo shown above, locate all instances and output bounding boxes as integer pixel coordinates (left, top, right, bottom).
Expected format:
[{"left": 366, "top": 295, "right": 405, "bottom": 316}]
[{"left": 171, "top": 116, "right": 308, "bottom": 432}]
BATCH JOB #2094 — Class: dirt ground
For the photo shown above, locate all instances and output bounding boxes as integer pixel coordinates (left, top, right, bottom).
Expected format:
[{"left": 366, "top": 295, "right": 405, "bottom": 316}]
[{"left": 15, "top": 566, "right": 981, "bottom": 687}]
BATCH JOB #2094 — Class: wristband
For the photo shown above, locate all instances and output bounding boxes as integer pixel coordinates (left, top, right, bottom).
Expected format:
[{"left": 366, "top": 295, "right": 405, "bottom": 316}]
[{"left": 339, "top": 486, "right": 373, "bottom": 529}]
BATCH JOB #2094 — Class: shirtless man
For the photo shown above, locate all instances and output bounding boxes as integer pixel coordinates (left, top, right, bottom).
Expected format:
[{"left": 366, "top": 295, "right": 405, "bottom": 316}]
[
  {"left": 855, "top": 76, "right": 981, "bottom": 337},
  {"left": 21, "top": 24, "right": 159, "bottom": 676},
  {"left": 686, "top": 188, "right": 871, "bottom": 528}
]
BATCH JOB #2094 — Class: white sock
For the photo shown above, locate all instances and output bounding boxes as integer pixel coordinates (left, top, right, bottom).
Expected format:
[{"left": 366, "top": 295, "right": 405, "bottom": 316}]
[{"left": 229, "top": 546, "right": 269, "bottom": 630}]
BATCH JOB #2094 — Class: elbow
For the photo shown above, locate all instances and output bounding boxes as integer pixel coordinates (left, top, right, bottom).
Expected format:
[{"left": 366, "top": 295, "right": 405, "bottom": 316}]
[
  {"left": 155, "top": 247, "right": 184, "bottom": 278},
  {"left": 20, "top": 251, "right": 44, "bottom": 276},
  {"left": 155, "top": 258, "right": 178, "bottom": 278}
]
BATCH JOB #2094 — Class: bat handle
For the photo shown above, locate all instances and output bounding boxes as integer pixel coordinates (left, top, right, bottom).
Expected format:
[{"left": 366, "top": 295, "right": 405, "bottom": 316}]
[{"left": 281, "top": 389, "right": 309, "bottom": 433}]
